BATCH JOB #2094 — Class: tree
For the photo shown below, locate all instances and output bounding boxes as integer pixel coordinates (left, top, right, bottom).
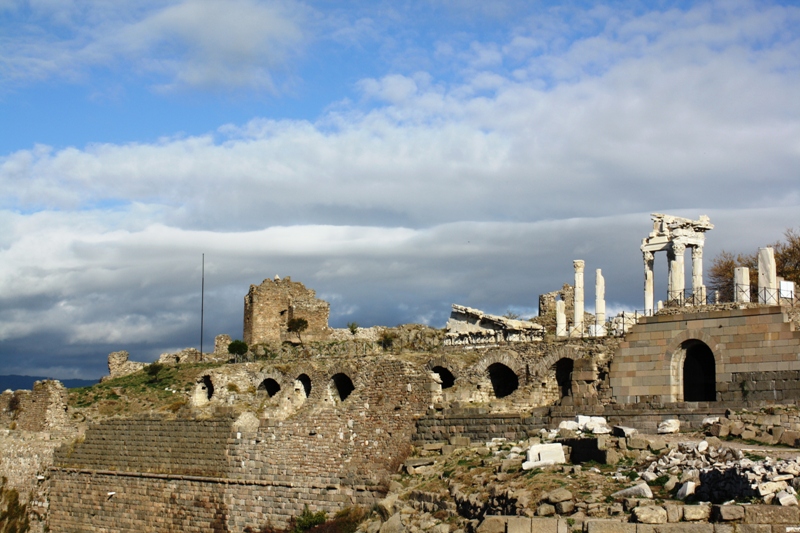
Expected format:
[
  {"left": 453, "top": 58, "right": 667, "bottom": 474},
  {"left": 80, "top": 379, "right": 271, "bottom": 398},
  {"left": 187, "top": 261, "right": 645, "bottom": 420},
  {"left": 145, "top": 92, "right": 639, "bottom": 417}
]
[
  {"left": 347, "top": 322, "right": 359, "bottom": 336},
  {"left": 287, "top": 318, "right": 309, "bottom": 343},
  {"left": 228, "top": 340, "right": 248, "bottom": 362},
  {"left": 708, "top": 227, "right": 800, "bottom": 301}
]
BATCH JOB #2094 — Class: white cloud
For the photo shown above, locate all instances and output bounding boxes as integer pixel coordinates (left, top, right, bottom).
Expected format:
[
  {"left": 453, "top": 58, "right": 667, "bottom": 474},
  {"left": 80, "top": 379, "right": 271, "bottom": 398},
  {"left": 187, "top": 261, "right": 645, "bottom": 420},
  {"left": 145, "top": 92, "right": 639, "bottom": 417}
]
[
  {"left": 0, "top": 0, "right": 311, "bottom": 90},
  {"left": 2, "top": 1, "right": 800, "bottom": 378}
]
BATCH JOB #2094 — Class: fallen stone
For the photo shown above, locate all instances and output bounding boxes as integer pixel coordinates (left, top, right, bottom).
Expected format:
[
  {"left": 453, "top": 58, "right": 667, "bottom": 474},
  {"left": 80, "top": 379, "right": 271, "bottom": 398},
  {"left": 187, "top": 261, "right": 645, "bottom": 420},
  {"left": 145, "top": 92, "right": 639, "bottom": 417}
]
[
  {"left": 526, "top": 443, "right": 566, "bottom": 464},
  {"left": 377, "top": 494, "right": 398, "bottom": 520},
  {"left": 505, "top": 517, "right": 531, "bottom": 533},
  {"left": 776, "top": 490, "right": 798, "bottom": 506},
  {"left": 676, "top": 481, "right": 696, "bottom": 500},
  {"left": 612, "top": 426, "right": 637, "bottom": 439},
  {"left": 555, "top": 501, "right": 575, "bottom": 515},
  {"left": 547, "top": 488, "right": 573, "bottom": 504},
  {"left": 633, "top": 506, "right": 667, "bottom": 524},
  {"left": 536, "top": 504, "right": 555, "bottom": 517},
  {"left": 658, "top": 419, "right": 680, "bottom": 434},
  {"left": 379, "top": 513, "right": 405, "bottom": 533},
  {"left": 610, "top": 483, "right": 653, "bottom": 500}
]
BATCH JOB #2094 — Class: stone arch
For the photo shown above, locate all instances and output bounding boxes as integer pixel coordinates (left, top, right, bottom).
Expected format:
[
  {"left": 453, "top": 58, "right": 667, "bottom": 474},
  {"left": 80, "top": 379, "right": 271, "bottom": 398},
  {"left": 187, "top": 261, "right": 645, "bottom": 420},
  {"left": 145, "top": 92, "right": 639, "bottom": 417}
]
[
  {"left": 554, "top": 358, "right": 574, "bottom": 398},
  {"left": 257, "top": 378, "right": 281, "bottom": 398},
  {"left": 426, "top": 356, "right": 459, "bottom": 389},
  {"left": 473, "top": 350, "right": 526, "bottom": 383},
  {"left": 295, "top": 373, "right": 312, "bottom": 398},
  {"left": 329, "top": 373, "right": 355, "bottom": 402},
  {"left": 431, "top": 366, "right": 456, "bottom": 389},
  {"left": 666, "top": 329, "right": 722, "bottom": 402},
  {"left": 683, "top": 340, "right": 716, "bottom": 401},
  {"left": 192, "top": 375, "right": 215, "bottom": 406},
  {"left": 487, "top": 363, "right": 519, "bottom": 398},
  {"left": 530, "top": 345, "right": 582, "bottom": 379}
]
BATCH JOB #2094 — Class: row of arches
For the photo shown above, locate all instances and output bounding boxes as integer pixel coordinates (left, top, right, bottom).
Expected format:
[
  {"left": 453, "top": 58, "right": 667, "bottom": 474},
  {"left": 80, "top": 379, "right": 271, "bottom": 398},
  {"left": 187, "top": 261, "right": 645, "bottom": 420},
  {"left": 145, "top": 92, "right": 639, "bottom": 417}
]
[
  {"left": 198, "top": 372, "right": 357, "bottom": 404},
  {"left": 431, "top": 359, "right": 575, "bottom": 400}
]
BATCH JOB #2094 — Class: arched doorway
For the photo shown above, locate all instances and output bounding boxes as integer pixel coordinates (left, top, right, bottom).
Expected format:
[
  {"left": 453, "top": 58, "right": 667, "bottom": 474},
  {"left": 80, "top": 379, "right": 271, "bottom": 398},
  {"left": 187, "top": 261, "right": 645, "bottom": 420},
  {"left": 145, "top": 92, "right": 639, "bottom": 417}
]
[
  {"left": 487, "top": 363, "right": 518, "bottom": 398},
  {"left": 296, "top": 374, "right": 312, "bottom": 397},
  {"left": 683, "top": 340, "right": 716, "bottom": 401},
  {"left": 330, "top": 373, "right": 355, "bottom": 402},
  {"left": 554, "top": 358, "right": 573, "bottom": 398},
  {"left": 431, "top": 366, "right": 456, "bottom": 389},
  {"left": 258, "top": 378, "right": 281, "bottom": 398}
]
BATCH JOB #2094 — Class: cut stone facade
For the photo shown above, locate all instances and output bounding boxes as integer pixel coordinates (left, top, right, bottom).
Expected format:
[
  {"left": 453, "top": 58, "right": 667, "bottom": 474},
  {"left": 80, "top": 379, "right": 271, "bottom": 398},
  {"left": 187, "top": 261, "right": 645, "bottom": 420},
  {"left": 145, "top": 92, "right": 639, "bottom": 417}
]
[
  {"left": 243, "top": 276, "right": 331, "bottom": 345},
  {"left": 0, "top": 380, "right": 68, "bottom": 432},
  {"left": 610, "top": 306, "right": 800, "bottom": 404}
]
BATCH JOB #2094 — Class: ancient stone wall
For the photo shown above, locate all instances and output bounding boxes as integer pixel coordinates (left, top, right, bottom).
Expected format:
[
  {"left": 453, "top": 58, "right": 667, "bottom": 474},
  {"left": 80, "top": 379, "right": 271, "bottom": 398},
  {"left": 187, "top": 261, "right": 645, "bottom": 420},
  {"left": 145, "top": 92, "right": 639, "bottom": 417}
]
[
  {"left": 243, "top": 277, "right": 331, "bottom": 346},
  {"left": 0, "top": 380, "right": 68, "bottom": 432},
  {"left": 610, "top": 305, "right": 800, "bottom": 404},
  {"left": 49, "top": 356, "right": 435, "bottom": 530},
  {"left": 104, "top": 350, "right": 146, "bottom": 381}
]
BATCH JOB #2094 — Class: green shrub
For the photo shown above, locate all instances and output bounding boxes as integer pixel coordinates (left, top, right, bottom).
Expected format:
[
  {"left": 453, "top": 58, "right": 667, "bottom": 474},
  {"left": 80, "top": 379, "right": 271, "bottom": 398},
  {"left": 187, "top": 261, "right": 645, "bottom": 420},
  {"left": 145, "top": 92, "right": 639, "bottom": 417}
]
[
  {"left": 228, "top": 340, "right": 248, "bottom": 356},
  {"left": 291, "top": 504, "right": 327, "bottom": 533}
]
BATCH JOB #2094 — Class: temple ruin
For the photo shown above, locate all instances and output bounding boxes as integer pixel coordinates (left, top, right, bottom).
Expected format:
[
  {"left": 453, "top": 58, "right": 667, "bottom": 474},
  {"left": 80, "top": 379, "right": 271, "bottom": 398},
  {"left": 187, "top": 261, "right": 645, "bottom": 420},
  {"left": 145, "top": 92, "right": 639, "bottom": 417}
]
[{"left": 641, "top": 213, "right": 714, "bottom": 313}]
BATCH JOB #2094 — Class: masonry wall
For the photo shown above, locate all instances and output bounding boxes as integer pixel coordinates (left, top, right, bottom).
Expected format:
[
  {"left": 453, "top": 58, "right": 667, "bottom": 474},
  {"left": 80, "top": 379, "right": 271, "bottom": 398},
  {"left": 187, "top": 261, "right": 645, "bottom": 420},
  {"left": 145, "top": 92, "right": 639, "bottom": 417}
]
[
  {"left": 243, "top": 277, "right": 331, "bottom": 345},
  {"left": 0, "top": 380, "right": 68, "bottom": 432},
  {"left": 610, "top": 306, "right": 800, "bottom": 404},
  {"left": 49, "top": 357, "right": 436, "bottom": 531}
]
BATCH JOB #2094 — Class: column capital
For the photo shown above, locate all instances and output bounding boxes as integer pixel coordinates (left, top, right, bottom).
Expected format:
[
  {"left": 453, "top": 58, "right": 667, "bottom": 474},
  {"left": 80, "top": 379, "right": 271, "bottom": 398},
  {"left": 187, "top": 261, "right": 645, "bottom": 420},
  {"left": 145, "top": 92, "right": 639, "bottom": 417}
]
[{"left": 573, "top": 259, "right": 585, "bottom": 272}]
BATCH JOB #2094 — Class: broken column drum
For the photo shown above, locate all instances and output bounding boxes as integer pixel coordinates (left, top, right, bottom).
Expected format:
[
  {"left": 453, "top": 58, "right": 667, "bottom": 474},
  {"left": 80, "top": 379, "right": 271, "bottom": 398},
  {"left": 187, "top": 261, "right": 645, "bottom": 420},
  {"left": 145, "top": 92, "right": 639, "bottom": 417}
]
[{"left": 640, "top": 213, "right": 713, "bottom": 314}]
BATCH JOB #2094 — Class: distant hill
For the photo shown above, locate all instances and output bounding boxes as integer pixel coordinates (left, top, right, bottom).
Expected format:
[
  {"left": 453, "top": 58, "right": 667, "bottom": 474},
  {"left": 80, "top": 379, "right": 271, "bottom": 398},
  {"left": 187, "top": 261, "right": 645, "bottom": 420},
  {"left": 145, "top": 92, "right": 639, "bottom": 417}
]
[{"left": 0, "top": 375, "right": 98, "bottom": 391}]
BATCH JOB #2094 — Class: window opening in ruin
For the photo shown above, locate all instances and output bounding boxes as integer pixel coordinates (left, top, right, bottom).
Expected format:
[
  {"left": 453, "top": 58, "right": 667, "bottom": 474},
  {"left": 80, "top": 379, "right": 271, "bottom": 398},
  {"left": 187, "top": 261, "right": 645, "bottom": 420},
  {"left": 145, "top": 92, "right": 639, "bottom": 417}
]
[
  {"left": 487, "top": 363, "right": 518, "bottom": 398},
  {"left": 555, "top": 359, "right": 573, "bottom": 398},
  {"left": 331, "top": 373, "right": 355, "bottom": 402},
  {"left": 297, "top": 374, "right": 312, "bottom": 397},
  {"left": 202, "top": 375, "right": 214, "bottom": 400},
  {"left": 258, "top": 378, "right": 281, "bottom": 398},
  {"left": 431, "top": 366, "right": 455, "bottom": 389},
  {"left": 683, "top": 340, "right": 716, "bottom": 402}
]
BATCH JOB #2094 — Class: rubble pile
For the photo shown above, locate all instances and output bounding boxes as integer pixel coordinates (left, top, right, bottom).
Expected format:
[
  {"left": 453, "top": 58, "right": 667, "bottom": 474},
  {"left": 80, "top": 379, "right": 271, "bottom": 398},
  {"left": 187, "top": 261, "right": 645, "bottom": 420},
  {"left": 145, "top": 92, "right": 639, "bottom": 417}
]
[{"left": 640, "top": 440, "right": 800, "bottom": 505}]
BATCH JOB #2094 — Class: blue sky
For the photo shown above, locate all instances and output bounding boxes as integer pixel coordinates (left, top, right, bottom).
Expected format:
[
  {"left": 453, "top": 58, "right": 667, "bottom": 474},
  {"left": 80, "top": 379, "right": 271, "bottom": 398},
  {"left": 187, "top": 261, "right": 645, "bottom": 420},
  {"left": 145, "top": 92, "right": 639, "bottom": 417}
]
[{"left": 1, "top": 0, "right": 799, "bottom": 379}]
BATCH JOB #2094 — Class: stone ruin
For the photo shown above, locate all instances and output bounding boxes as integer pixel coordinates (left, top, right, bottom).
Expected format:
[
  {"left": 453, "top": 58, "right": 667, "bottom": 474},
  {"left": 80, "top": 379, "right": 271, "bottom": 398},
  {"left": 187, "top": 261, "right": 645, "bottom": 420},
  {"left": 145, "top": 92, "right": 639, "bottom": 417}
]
[
  {"left": 443, "top": 304, "right": 545, "bottom": 346},
  {"left": 641, "top": 213, "right": 714, "bottom": 312},
  {"left": 5, "top": 212, "right": 800, "bottom": 533},
  {"left": 243, "top": 275, "right": 331, "bottom": 346}
]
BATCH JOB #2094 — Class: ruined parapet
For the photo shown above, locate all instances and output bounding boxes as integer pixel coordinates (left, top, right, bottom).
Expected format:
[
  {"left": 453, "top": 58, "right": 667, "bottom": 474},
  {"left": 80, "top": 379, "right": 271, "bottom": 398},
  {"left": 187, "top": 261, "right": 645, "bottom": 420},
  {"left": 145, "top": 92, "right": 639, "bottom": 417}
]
[
  {"left": 444, "top": 304, "right": 544, "bottom": 346},
  {"left": 214, "top": 334, "right": 232, "bottom": 355},
  {"left": 243, "top": 276, "right": 331, "bottom": 345},
  {"left": 0, "top": 380, "right": 69, "bottom": 431},
  {"left": 104, "top": 350, "right": 145, "bottom": 381},
  {"left": 158, "top": 347, "right": 203, "bottom": 365}
]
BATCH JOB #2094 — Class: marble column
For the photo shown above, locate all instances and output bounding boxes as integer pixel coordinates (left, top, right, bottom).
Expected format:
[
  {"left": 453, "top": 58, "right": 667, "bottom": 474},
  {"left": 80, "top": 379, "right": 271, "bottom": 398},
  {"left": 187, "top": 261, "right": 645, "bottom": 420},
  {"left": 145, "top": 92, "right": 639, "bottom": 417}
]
[
  {"left": 643, "top": 251, "right": 654, "bottom": 315},
  {"left": 595, "top": 269, "right": 606, "bottom": 337},
  {"left": 758, "top": 247, "right": 777, "bottom": 304},
  {"left": 669, "top": 242, "right": 686, "bottom": 302},
  {"left": 572, "top": 260, "right": 585, "bottom": 336},
  {"left": 692, "top": 246, "right": 705, "bottom": 303},
  {"left": 734, "top": 267, "right": 750, "bottom": 303},
  {"left": 556, "top": 300, "right": 567, "bottom": 337}
]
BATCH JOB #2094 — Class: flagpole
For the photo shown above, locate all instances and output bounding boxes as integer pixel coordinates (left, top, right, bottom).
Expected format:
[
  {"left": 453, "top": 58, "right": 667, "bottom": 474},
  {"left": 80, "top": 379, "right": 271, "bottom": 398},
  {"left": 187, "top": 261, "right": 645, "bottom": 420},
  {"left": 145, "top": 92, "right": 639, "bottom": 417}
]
[{"left": 200, "top": 253, "right": 205, "bottom": 355}]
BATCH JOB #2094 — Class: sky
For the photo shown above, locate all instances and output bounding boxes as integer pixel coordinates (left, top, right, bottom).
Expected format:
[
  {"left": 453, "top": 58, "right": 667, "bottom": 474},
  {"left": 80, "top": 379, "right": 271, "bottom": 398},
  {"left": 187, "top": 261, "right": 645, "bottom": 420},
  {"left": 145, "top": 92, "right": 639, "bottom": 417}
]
[{"left": 1, "top": 0, "right": 799, "bottom": 380}]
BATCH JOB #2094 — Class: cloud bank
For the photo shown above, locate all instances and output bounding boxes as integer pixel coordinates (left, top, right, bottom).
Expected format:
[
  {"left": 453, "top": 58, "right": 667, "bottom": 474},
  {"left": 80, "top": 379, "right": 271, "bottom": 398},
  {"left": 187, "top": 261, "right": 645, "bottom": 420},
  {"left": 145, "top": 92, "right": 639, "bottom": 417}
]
[{"left": 1, "top": 1, "right": 798, "bottom": 378}]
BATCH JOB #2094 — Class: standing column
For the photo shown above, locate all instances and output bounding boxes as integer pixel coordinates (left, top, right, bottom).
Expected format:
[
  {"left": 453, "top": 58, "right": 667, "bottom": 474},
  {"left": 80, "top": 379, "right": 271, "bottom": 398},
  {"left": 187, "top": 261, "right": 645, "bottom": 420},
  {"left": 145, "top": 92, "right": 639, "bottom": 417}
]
[
  {"left": 670, "top": 242, "right": 686, "bottom": 302},
  {"left": 556, "top": 300, "right": 567, "bottom": 337},
  {"left": 734, "top": 267, "right": 750, "bottom": 303},
  {"left": 572, "top": 260, "right": 585, "bottom": 336},
  {"left": 643, "top": 251, "right": 654, "bottom": 314},
  {"left": 595, "top": 269, "right": 606, "bottom": 337},
  {"left": 758, "top": 247, "right": 777, "bottom": 304},
  {"left": 692, "top": 246, "right": 705, "bottom": 303}
]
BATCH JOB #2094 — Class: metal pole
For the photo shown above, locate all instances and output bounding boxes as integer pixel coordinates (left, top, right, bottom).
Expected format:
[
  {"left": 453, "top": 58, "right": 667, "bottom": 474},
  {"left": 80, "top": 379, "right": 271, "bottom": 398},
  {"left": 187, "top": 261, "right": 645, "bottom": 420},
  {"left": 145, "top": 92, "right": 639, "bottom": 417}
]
[{"left": 200, "top": 253, "right": 205, "bottom": 355}]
